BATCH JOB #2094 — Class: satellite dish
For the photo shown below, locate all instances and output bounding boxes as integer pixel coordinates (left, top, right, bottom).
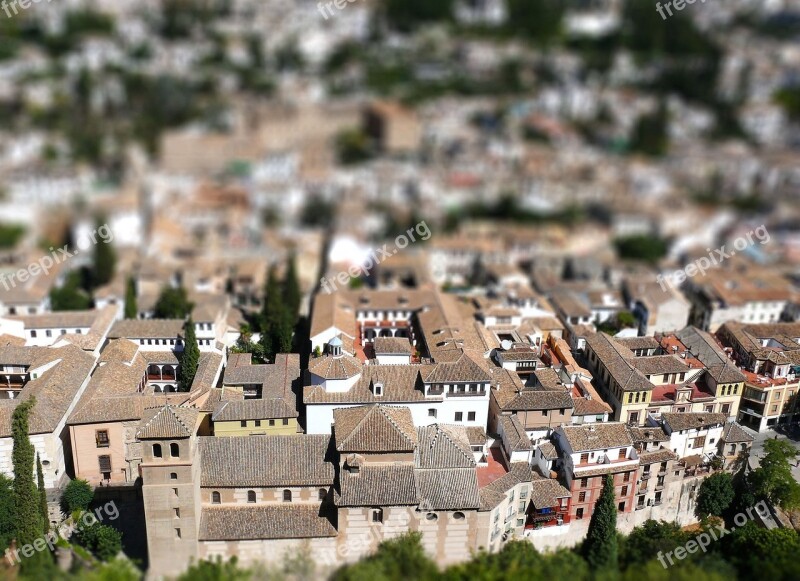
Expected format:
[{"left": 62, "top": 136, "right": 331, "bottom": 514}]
[{"left": 501, "top": 340, "right": 513, "bottom": 351}]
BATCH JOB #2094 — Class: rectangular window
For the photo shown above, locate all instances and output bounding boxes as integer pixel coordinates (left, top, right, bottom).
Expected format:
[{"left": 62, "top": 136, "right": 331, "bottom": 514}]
[
  {"left": 455, "top": 412, "right": 463, "bottom": 422},
  {"left": 283, "top": 418, "right": 289, "bottom": 425},
  {"left": 174, "top": 508, "right": 180, "bottom": 518},
  {"left": 98, "top": 455, "right": 112, "bottom": 473},
  {"left": 467, "top": 412, "right": 476, "bottom": 422},
  {"left": 254, "top": 420, "right": 261, "bottom": 427},
  {"left": 95, "top": 430, "right": 110, "bottom": 448},
  {"left": 269, "top": 419, "right": 275, "bottom": 426},
  {"left": 580, "top": 453, "right": 589, "bottom": 464},
  {"left": 175, "top": 528, "right": 181, "bottom": 539},
  {"left": 578, "top": 492, "right": 586, "bottom": 502},
  {"left": 618, "top": 502, "right": 625, "bottom": 512},
  {"left": 240, "top": 421, "right": 247, "bottom": 428},
  {"left": 576, "top": 508, "right": 584, "bottom": 520},
  {"left": 618, "top": 448, "right": 626, "bottom": 460},
  {"left": 428, "top": 409, "right": 437, "bottom": 418},
  {"left": 621, "top": 485, "right": 628, "bottom": 496},
  {"left": 580, "top": 478, "right": 588, "bottom": 488}
]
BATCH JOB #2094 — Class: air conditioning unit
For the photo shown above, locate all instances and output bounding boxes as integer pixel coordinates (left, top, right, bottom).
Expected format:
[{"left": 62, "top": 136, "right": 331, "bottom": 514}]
[{"left": 556, "top": 517, "right": 564, "bottom": 526}]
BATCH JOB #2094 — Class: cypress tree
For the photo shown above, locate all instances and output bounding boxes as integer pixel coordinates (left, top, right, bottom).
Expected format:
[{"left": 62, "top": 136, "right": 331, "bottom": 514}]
[
  {"left": 283, "top": 254, "right": 301, "bottom": 319},
  {"left": 260, "top": 266, "right": 281, "bottom": 362},
  {"left": 124, "top": 277, "right": 138, "bottom": 319},
  {"left": 178, "top": 319, "right": 200, "bottom": 391},
  {"left": 91, "top": 217, "right": 116, "bottom": 288},
  {"left": 12, "top": 398, "right": 49, "bottom": 570},
  {"left": 36, "top": 454, "right": 48, "bottom": 533},
  {"left": 583, "top": 473, "right": 618, "bottom": 571}
]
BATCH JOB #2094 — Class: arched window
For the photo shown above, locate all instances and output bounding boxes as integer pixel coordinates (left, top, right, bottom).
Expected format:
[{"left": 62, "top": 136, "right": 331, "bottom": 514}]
[
  {"left": 318, "top": 488, "right": 327, "bottom": 501},
  {"left": 212, "top": 491, "right": 220, "bottom": 504},
  {"left": 283, "top": 489, "right": 292, "bottom": 502},
  {"left": 153, "top": 444, "right": 162, "bottom": 458},
  {"left": 453, "top": 512, "right": 465, "bottom": 520},
  {"left": 170, "top": 443, "right": 179, "bottom": 458},
  {"left": 247, "top": 490, "right": 256, "bottom": 503},
  {"left": 170, "top": 472, "right": 178, "bottom": 480}
]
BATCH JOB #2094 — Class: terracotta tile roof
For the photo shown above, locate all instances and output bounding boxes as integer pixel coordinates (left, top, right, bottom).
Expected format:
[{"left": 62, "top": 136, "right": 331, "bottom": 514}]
[
  {"left": 415, "top": 468, "right": 480, "bottom": 510},
  {"left": 638, "top": 448, "right": 678, "bottom": 465},
  {"left": 200, "top": 435, "right": 333, "bottom": 488},
  {"left": 338, "top": 464, "right": 418, "bottom": 507},
  {"left": 304, "top": 364, "right": 428, "bottom": 405},
  {"left": 662, "top": 412, "right": 727, "bottom": 432},
  {"left": 415, "top": 424, "right": 476, "bottom": 468},
  {"left": 308, "top": 353, "right": 362, "bottom": 380},
  {"left": 373, "top": 337, "right": 413, "bottom": 354},
  {"left": 199, "top": 506, "right": 336, "bottom": 541},
  {"left": 421, "top": 352, "right": 492, "bottom": 383},
  {"left": 585, "top": 333, "right": 654, "bottom": 393},
  {"left": 137, "top": 405, "right": 198, "bottom": 439},
  {"left": 721, "top": 422, "right": 754, "bottom": 443},
  {"left": 500, "top": 415, "right": 533, "bottom": 451},
  {"left": 108, "top": 319, "right": 185, "bottom": 339},
  {"left": 333, "top": 405, "right": 417, "bottom": 453},
  {"left": 529, "top": 477, "right": 571, "bottom": 509},
  {"left": 212, "top": 398, "right": 297, "bottom": 421},
  {"left": 537, "top": 442, "right": 558, "bottom": 460},
  {"left": 627, "top": 425, "right": 670, "bottom": 444},
  {"left": 572, "top": 396, "right": 613, "bottom": 416},
  {"left": 632, "top": 355, "right": 690, "bottom": 375},
  {"left": 465, "top": 426, "right": 487, "bottom": 446},
  {"left": 0, "top": 345, "right": 96, "bottom": 437},
  {"left": 559, "top": 423, "right": 633, "bottom": 452}
]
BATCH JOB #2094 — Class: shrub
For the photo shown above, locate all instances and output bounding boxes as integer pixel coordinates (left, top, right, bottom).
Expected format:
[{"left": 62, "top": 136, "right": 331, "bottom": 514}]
[{"left": 62, "top": 479, "right": 94, "bottom": 513}]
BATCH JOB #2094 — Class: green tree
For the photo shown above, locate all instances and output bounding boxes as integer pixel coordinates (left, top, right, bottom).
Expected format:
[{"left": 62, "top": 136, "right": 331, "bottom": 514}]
[
  {"left": 630, "top": 101, "right": 669, "bottom": 157},
  {"left": 154, "top": 286, "right": 193, "bottom": 319},
  {"left": 384, "top": 0, "right": 454, "bottom": 32},
  {"left": 332, "top": 532, "right": 438, "bottom": 581},
  {"left": 696, "top": 473, "right": 735, "bottom": 517},
  {"left": 124, "top": 277, "right": 137, "bottom": 319},
  {"left": 283, "top": 254, "right": 301, "bottom": 320},
  {"left": 36, "top": 453, "right": 48, "bottom": 533},
  {"left": 50, "top": 270, "right": 92, "bottom": 311},
  {"left": 0, "top": 474, "right": 15, "bottom": 550},
  {"left": 261, "top": 266, "right": 292, "bottom": 361},
  {"left": 11, "top": 398, "right": 49, "bottom": 571},
  {"left": 78, "top": 523, "right": 123, "bottom": 562},
  {"left": 335, "top": 128, "right": 373, "bottom": 165},
  {"left": 506, "top": 0, "right": 565, "bottom": 45},
  {"left": 176, "top": 557, "right": 253, "bottom": 581},
  {"left": 748, "top": 439, "right": 800, "bottom": 509},
  {"left": 614, "top": 235, "right": 669, "bottom": 264},
  {"left": 583, "top": 474, "right": 618, "bottom": 571},
  {"left": 91, "top": 218, "right": 116, "bottom": 288},
  {"left": 619, "top": 520, "right": 689, "bottom": 568},
  {"left": 178, "top": 319, "right": 200, "bottom": 391},
  {"left": 721, "top": 522, "right": 800, "bottom": 580},
  {"left": 61, "top": 478, "right": 94, "bottom": 513}
]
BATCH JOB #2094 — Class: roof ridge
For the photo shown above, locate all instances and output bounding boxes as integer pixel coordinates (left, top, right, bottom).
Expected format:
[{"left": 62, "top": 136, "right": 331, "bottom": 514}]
[{"left": 378, "top": 405, "right": 416, "bottom": 445}]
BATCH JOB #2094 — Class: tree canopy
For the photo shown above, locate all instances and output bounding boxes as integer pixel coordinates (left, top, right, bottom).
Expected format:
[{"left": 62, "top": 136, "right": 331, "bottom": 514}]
[{"left": 696, "top": 473, "right": 735, "bottom": 518}]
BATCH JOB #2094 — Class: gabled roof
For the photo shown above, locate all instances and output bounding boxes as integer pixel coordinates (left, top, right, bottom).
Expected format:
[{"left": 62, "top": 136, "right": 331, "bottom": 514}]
[
  {"left": 334, "top": 405, "right": 417, "bottom": 453},
  {"left": 137, "top": 405, "right": 198, "bottom": 439},
  {"left": 415, "top": 424, "right": 476, "bottom": 468},
  {"left": 421, "top": 352, "right": 492, "bottom": 383},
  {"left": 199, "top": 506, "right": 336, "bottom": 541},
  {"left": 662, "top": 412, "right": 727, "bottom": 432}
]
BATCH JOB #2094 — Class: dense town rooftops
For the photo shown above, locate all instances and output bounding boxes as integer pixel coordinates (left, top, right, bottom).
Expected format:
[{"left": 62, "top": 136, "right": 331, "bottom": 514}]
[
  {"left": 308, "top": 352, "right": 363, "bottom": 380},
  {"left": 373, "top": 336, "right": 413, "bottom": 355}
]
